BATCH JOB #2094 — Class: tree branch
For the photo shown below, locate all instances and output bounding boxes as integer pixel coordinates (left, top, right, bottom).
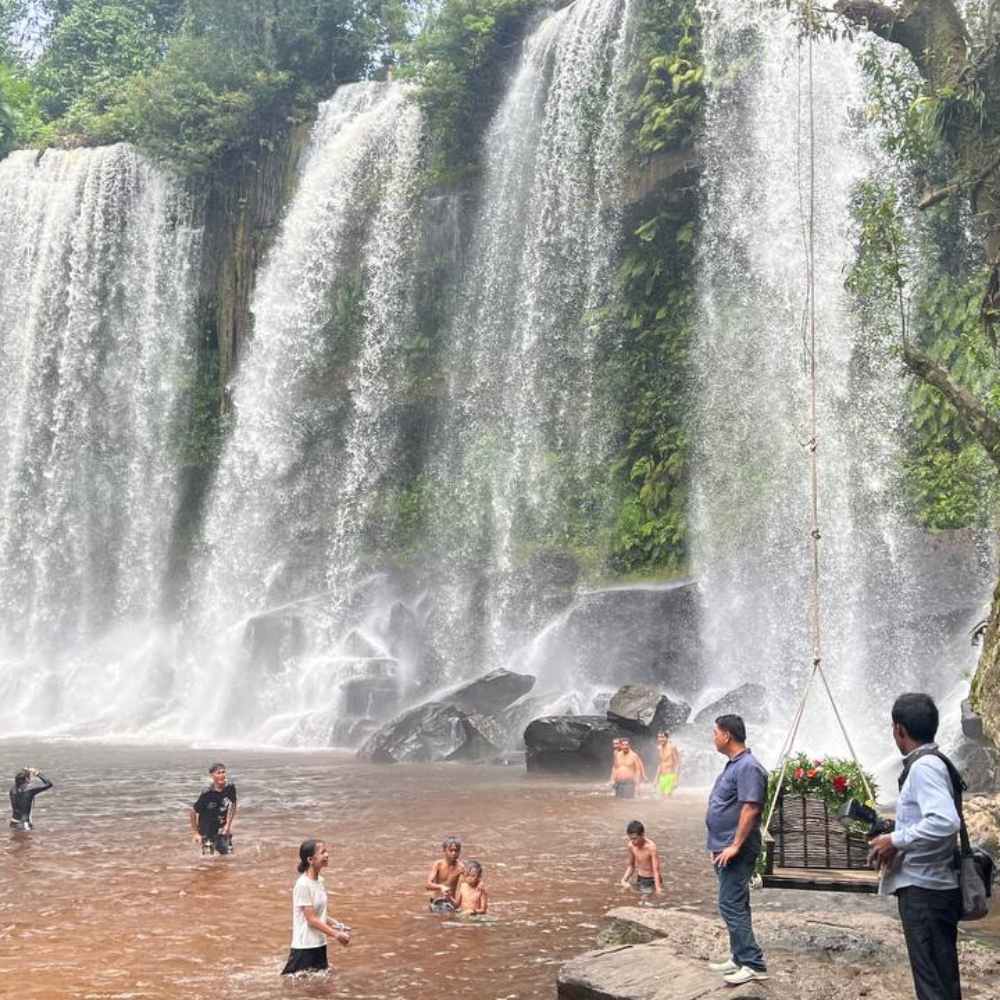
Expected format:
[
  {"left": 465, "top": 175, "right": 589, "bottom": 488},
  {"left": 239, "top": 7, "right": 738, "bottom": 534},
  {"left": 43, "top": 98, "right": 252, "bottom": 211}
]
[
  {"left": 833, "top": 0, "right": 968, "bottom": 85},
  {"left": 901, "top": 341, "right": 1000, "bottom": 466}
]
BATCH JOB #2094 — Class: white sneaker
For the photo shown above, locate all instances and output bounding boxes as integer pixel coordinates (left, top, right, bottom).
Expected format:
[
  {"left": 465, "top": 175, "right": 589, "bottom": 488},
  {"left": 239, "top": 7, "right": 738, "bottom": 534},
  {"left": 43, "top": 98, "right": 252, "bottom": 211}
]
[
  {"left": 723, "top": 966, "right": 769, "bottom": 985},
  {"left": 707, "top": 958, "right": 739, "bottom": 974}
]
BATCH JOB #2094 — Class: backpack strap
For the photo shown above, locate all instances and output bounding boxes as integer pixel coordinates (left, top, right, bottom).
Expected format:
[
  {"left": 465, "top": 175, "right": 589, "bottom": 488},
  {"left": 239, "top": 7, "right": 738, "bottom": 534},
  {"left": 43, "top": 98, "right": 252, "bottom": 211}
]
[{"left": 899, "top": 747, "right": 971, "bottom": 856}]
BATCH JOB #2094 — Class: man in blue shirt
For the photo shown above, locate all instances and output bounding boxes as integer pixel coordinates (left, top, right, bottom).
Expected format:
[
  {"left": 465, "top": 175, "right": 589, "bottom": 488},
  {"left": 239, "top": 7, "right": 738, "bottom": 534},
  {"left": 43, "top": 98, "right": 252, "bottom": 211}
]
[
  {"left": 704, "top": 714, "right": 769, "bottom": 986},
  {"left": 868, "top": 693, "right": 962, "bottom": 1000}
]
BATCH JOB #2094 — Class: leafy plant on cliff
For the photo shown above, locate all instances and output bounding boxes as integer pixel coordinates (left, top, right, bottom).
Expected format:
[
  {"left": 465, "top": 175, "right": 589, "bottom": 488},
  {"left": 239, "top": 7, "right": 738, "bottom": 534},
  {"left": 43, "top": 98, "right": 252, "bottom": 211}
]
[
  {"left": 603, "top": 0, "right": 703, "bottom": 573},
  {"left": 400, "top": 0, "right": 541, "bottom": 183}
]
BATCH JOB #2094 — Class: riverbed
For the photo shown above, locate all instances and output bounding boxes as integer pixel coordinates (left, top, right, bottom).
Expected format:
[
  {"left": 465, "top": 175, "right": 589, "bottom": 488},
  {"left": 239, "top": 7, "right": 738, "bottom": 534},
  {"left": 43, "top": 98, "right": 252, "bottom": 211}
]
[{"left": 1, "top": 741, "right": 997, "bottom": 999}]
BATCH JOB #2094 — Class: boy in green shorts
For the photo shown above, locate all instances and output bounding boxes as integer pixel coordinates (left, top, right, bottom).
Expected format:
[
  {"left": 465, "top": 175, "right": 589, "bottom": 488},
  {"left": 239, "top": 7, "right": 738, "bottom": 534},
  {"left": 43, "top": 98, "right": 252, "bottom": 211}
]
[{"left": 655, "top": 731, "right": 680, "bottom": 797}]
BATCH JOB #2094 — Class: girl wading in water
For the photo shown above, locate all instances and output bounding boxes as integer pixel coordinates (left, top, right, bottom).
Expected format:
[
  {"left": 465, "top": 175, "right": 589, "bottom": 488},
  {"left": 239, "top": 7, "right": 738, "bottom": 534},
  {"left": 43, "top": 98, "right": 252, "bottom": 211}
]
[{"left": 282, "top": 839, "right": 351, "bottom": 975}]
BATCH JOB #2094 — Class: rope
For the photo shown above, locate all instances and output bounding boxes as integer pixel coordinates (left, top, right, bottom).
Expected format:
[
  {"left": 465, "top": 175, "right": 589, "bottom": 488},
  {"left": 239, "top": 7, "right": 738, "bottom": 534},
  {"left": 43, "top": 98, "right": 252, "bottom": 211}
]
[{"left": 762, "top": 13, "right": 875, "bottom": 834}]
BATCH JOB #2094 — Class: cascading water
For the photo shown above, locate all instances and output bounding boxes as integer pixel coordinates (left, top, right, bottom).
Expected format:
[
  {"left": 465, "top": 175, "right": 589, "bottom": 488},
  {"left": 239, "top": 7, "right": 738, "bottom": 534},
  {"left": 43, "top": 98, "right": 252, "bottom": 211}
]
[
  {"left": 429, "top": 0, "right": 635, "bottom": 673},
  {"left": 0, "top": 144, "right": 202, "bottom": 733},
  {"left": 691, "top": 2, "right": 992, "bottom": 762},
  {"left": 182, "top": 83, "right": 425, "bottom": 741}
]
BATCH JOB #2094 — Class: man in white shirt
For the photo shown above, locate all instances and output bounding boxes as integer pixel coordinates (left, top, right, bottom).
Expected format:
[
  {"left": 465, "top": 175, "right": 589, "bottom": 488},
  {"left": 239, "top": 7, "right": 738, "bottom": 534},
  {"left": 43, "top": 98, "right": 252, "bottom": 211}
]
[{"left": 868, "top": 693, "right": 962, "bottom": 1000}]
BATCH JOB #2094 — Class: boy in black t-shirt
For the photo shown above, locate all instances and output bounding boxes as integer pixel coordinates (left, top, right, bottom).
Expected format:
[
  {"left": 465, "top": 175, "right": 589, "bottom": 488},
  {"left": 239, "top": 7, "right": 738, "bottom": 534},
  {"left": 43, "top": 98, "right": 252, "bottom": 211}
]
[{"left": 190, "top": 763, "right": 238, "bottom": 855}]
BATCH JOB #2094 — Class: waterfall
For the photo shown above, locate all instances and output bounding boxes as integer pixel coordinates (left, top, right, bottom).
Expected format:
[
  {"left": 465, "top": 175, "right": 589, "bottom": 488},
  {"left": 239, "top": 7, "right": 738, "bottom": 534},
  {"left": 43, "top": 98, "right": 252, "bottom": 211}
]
[
  {"left": 691, "top": 3, "right": 991, "bottom": 759},
  {"left": 0, "top": 144, "right": 201, "bottom": 732},
  {"left": 184, "top": 82, "right": 425, "bottom": 740},
  {"left": 428, "top": 0, "right": 635, "bottom": 672}
]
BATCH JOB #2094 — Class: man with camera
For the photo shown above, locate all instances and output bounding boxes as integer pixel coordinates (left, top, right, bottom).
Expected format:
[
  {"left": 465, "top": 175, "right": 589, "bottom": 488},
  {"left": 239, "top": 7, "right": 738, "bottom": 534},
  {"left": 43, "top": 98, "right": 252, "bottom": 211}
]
[{"left": 867, "top": 693, "right": 962, "bottom": 1000}]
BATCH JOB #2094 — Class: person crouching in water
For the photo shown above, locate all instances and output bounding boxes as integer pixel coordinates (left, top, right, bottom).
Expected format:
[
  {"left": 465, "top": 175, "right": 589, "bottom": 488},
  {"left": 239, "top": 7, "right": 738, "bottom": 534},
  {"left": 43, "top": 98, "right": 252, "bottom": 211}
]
[
  {"left": 610, "top": 738, "right": 646, "bottom": 798},
  {"left": 9, "top": 768, "right": 53, "bottom": 831},
  {"left": 281, "top": 839, "right": 351, "bottom": 975},
  {"left": 452, "top": 860, "right": 488, "bottom": 915},
  {"left": 620, "top": 819, "right": 663, "bottom": 901},
  {"left": 426, "top": 835, "right": 465, "bottom": 912}
]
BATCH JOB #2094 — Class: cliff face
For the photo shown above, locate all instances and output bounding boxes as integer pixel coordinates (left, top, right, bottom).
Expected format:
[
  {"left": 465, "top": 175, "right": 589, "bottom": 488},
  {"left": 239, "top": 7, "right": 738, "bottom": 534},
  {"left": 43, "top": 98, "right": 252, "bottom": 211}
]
[
  {"left": 973, "top": 575, "right": 1000, "bottom": 750},
  {"left": 198, "top": 124, "right": 314, "bottom": 401}
]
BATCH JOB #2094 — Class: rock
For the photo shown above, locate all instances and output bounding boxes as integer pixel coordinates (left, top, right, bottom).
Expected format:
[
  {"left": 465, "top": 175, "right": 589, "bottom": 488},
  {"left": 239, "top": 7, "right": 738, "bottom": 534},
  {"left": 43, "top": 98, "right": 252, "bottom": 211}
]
[
  {"left": 357, "top": 701, "right": 500, "bottom": 763},
  {"left": 381, "top": 600, "right": 445, "bottom": 690},
  {"left": 965, "top": 793, "right": 1000, "bottom": 853},
  {"left": 519, "top": 580, "right": 703, "bottom": 695},
  {"left": 558, "top": 942, "right": 740, "bottom": 1000},
  {"left": 447, "top": 668, "right": 537, "bottom": 716},
  {"left": 951, "top": 738, "right": 1000, "bottom": 793},
  {"left": 961, "top": 698, "right": 986, "bottom": 743},
  {"left": 607, "top": 684, "right": 690, "bottom": 734},
  {"left": 694, "top": 683, "right": 770, "bottom": 726},
  {"left": 341, "top": 629, "right": 381, "bottom": 659},
  {"left": 339, "top": 662, "right": 400, "bottom": 720},
  {"left": 591, "top": 691, "right": 613, "bottom": 715},
  {"left": 242, "top": 612, "right": 306, "bottom": 675},
  {"left": 524, "top": 715, "right": 642, "bottom": 776}
]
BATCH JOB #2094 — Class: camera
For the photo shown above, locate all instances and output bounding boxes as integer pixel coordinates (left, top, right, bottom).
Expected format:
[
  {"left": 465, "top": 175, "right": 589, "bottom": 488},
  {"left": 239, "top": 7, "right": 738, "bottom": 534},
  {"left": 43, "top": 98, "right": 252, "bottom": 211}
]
[{"left": 837, "top": 799, "right": 895, "bottom": 838}]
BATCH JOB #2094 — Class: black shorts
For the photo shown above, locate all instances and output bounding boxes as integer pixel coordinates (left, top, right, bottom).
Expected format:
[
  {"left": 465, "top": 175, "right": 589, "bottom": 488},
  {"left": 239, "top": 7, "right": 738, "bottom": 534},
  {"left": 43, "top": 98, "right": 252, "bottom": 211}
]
[
  {"left": 201, "top": 833, "right": 233, "bottom": 855},
  {"left": 637, "top": 875, "right": 656, "bottom": 895},
  {"left": 430, "top": 897, "right": 456, "bottom": 913},
  {"left": 614, "top": 780, "right": 636, "bottom": 799},
  {"left": 281, "top": 945, "right": 328, "bottom": 975}
]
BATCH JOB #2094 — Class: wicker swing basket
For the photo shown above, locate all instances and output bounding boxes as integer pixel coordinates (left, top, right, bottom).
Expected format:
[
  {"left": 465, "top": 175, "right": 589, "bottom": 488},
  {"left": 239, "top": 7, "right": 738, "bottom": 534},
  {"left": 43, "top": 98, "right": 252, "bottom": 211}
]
[{"left": 762, "top": 792, "right": 880, "bottom": 893}]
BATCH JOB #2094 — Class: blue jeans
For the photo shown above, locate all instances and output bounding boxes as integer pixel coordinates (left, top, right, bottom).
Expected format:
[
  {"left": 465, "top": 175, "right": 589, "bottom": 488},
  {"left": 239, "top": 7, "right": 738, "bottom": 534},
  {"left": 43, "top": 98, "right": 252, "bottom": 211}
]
[{"left": 714, "top": 837, "right": 766, "bottom": 972}]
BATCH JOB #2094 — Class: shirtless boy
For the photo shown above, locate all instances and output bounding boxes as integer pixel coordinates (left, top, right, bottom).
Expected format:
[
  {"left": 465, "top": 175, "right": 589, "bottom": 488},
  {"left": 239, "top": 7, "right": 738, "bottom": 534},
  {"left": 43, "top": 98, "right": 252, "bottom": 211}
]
[
  {"left": 425, "top": 836, "right": 465, "bottom": 912},
  {"left": 610, "top": 738, "right": 646, "bottom": 798},
  {"left": 452, "top": 860, "right": 488, "bottom": 915},
  {"left": 654, "top": 731, "right": 681, "bottom": 797},
  {"left": 620, "top": 819, "right": 663, "bottom": 900}
]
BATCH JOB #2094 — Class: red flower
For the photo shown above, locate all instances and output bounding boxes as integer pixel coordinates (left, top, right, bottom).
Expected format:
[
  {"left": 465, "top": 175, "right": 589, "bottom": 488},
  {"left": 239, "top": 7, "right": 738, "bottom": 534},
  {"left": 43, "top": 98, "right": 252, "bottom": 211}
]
[
  {"left": 832, "top": 775, "right": 848, "bottom": 794},
  {"left": 794, "top": 767, "right": 805, "bottom": 780},
  {"left": 806, "top": 769, "right": 817, "bottom": 779}
]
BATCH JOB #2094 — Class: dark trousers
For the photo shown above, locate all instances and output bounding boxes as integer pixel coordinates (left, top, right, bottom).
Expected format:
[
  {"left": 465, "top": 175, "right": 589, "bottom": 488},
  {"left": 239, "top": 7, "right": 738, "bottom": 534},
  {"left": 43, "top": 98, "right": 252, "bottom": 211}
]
[
  {"left": 715, "top": 837, "right": 766, "bottom": 972},
  {"left": 897, "top": 886, "right": 961, "bottom": 1000}
]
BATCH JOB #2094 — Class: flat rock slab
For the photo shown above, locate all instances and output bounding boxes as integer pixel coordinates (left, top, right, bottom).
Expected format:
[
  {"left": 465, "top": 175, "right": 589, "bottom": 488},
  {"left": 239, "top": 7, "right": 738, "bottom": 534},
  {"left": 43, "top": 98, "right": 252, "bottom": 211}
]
[
  {"left": 603, "top": 906, "right": 906, "bottom": 962},
  {"left": 558, "top": 942, "right": 764, "bottom": 1000}
]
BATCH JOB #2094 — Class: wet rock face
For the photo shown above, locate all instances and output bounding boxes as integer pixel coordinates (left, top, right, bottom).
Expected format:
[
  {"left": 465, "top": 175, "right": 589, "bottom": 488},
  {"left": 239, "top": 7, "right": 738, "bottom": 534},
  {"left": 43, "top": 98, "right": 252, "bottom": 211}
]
[
  {"left": 243, "top": 613, "right": 306, "bottom": 675},
  {"left": 357, "top": 702, "right": 499, "bottom": 763},
  {"left": 446, "top": 669, "right": 536, "bottom": 716},
  {"left": 523, "top": 716, "right": 640, "bottom": 776},
  {"left": 607, "top": 684, "right": 691, "bottom": 734},
  {"left": 965, "top": 793, "right": 1000, "bottom": 854},
  {"left": 693, "top": 682, "right": 770, "bottom": 726},
  {"left": 952, "top": 739, "right": 1000, "bottom": 794},
  {"left": 526, "top": 581, "right": 702, "bottom": 694}
]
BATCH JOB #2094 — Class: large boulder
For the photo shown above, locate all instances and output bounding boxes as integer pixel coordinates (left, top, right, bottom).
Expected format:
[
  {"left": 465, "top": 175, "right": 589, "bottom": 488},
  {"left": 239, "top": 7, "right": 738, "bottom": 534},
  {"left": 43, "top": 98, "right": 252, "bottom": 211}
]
[
  {"left": 693, "top": 682, "right": 770, "bottom": 726},
  {"left": 446, "top": 668, "right": 536, "bottom": 716},
  {"left": 607, "top": 684, "right": 690, "bottom": 734},
  {"left": 952, "top": 739, "right": 1000, "bottom": 793},
  {"left": 513, "top": 580, "right": 703, "bottom": 695},
  {"left": 524, "top": 715, "right": 645, "bottom": 776},
  {"left": 357, "top": 702, "right": 499, "bottom": 763}
]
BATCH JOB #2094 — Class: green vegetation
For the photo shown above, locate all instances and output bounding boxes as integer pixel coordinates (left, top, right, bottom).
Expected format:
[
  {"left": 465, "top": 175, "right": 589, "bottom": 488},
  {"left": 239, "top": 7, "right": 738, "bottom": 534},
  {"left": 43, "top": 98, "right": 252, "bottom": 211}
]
[
  {"left": 603, "top": 0, "right": 703, "bottom": 573},
  {"left": 848, "top": 40, "right": 1000, "bottom": 531},
  {"left": 399, "top": 0, "right": 542, "bottom": 183},
  {"left": 0, "top": 0, "right": 405, "bottom": 173}
]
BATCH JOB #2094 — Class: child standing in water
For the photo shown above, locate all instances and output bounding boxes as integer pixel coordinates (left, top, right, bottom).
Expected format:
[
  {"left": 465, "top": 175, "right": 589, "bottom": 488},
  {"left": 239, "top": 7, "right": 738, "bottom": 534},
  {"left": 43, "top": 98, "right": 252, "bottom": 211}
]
[
  {"left": 452, "top": 860, "right": 488, "bottom": 915},
  {"left": 620, "top": 820, "right": 663, "bottom": 901},
  {"left": 281, "top": 839, "right": 351, "bottom": 975},
  {"left": 654, "top": 732, "right": 681, "bottom": 797},
  {"left": 425, "top": 836, "right": 465, "bottom": 912}
]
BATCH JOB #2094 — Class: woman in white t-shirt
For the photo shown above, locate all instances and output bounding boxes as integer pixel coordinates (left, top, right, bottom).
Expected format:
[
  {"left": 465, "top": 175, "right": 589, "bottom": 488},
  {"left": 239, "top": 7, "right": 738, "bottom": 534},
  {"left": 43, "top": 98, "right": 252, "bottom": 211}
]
[{"left": 281, "top": 839, "right": 352, "bottom": 975}]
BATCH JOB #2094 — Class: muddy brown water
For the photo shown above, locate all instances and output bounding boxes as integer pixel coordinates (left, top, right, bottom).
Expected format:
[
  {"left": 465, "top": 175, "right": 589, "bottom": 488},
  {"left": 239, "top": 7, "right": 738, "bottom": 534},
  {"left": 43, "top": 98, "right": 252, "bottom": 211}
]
[{"left": 1, "top": 742, "right": 997, "bottom": 999}]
